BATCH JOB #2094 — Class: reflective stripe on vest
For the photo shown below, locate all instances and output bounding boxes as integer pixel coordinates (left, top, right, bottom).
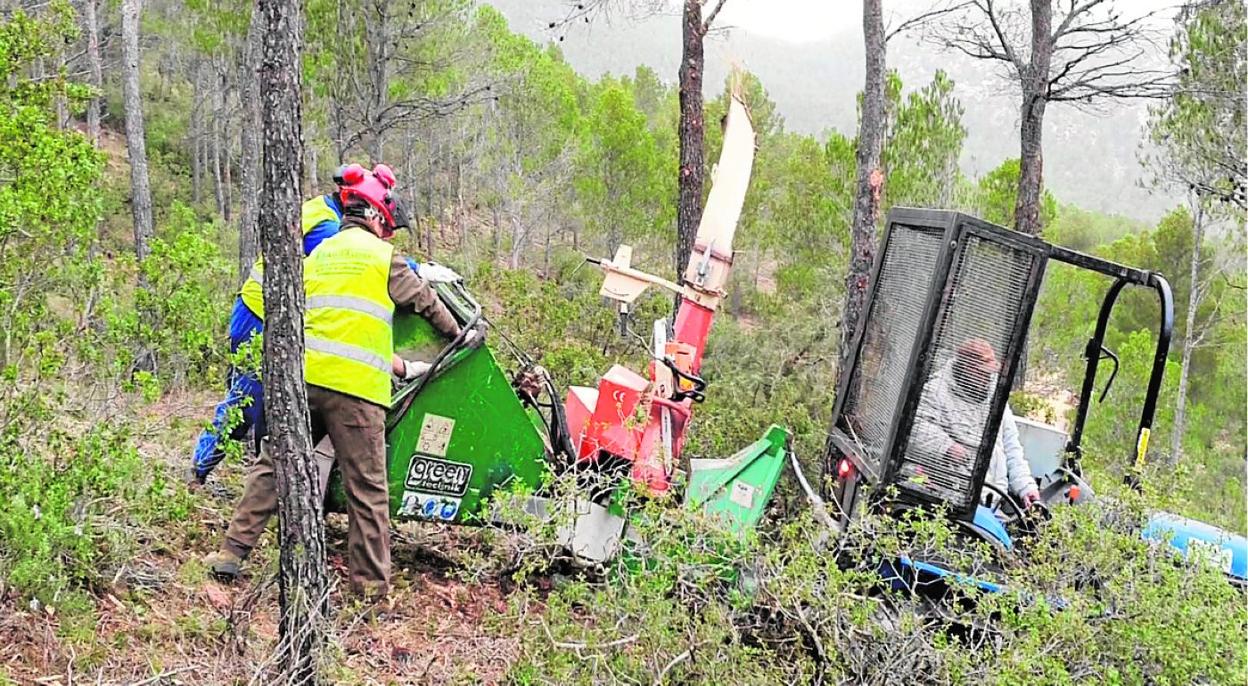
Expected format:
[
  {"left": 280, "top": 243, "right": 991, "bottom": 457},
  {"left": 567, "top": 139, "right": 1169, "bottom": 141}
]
[
  {"left": 303, "top": 228, "right": 396, "bottom": 406},
  {"left": 305, "top": 336, "right": 390, "bottom": 374},
  {"left": 240, "top": 195, "right": 341, "bottom": 317},
  {"left": 306, "top": 294, "right": 393, "bottom": 325}
]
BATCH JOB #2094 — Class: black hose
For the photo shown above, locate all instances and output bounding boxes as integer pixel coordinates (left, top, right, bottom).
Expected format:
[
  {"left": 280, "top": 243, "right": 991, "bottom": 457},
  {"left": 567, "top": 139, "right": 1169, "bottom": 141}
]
[{"left": 386, "top": 282, "right": 482, "bottom": 430}]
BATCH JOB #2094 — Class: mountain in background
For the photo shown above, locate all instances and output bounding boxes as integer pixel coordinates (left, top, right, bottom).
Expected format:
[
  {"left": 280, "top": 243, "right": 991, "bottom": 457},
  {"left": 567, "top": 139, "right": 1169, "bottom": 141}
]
[{"left": 486, "top": 0, "right": 1178, "bottom": 224}]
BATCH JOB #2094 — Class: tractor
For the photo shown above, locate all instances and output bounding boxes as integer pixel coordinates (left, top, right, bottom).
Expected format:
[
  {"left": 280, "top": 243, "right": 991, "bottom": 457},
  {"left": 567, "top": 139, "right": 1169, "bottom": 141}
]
[{"left": 822, "top": 207, "right": 1247, "bottom": 590}]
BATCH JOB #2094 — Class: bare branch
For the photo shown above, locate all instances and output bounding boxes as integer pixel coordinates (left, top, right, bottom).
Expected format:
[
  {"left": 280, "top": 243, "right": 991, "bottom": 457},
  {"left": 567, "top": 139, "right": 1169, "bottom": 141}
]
[
  {"left": 982, "top": 0, "right": 1024, "bottom": 68},
  {"left": 928, "top": 0, "right": 1174, "bottom": 107},
  {"left": 885, "top": 0, "right": 973, "bottom": 43},
  {"left": 939, "top": 34, "right": 1016, "bottom": 64},
  {"left": 702, "top": 0, "right": 728, "bottom": 33},
  {"left": 1052, "top": 0, "right": 1108, "bottom": 40},
  {"left": 547, "top": 0, "right": 671, "bottom": 33}
]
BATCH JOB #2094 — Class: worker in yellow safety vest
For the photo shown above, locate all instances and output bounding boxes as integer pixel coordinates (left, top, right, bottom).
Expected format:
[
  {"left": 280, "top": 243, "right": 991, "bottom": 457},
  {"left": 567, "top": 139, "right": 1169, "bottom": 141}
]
[
  {"left": 204, "top": 163, "right": 469, "bottom": 598},
  {"left": 188, "top": 189, "right": 344, "bottom": 484}
]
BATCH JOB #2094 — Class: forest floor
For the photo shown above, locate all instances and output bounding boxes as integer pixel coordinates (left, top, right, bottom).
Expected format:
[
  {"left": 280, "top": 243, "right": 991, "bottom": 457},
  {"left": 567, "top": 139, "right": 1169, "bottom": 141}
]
[{"left": 2, "top": 390, "right": 524, "bottom": 685}]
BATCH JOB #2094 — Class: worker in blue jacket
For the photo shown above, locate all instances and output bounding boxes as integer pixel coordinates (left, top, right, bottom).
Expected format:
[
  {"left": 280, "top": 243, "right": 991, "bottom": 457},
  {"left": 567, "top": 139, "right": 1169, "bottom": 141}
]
[{"left": 188, "top": 187, "right": 346, "bottom": 484}]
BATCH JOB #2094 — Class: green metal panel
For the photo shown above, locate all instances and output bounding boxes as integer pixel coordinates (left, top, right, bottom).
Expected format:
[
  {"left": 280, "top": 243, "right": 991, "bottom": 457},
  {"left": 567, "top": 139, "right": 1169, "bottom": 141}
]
[
  {"left": 684, "top": 425, "right": 789, "bottom": 535},
  {"left": 327, "top": 312, "right": 551, "bottom": 524}
]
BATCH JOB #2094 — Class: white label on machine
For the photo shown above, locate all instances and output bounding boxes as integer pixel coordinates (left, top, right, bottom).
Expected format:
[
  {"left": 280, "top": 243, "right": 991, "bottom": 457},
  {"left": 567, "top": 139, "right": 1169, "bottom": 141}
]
[
  {"left": 730, "top": 482, "right": 756, "bottom": 509},
  {"left": 416, "top": 413, "right": 455, "bottom": 457},
  {"left": 398, "top": 491, "right": 462, "bottom": 522},
  {"left": 405, "top": 454, "right": 472, "bottom": 496}
]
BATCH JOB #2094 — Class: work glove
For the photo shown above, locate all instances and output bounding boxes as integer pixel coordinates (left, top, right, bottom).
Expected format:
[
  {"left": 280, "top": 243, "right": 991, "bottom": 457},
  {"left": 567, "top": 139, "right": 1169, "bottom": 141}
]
[
  {"left": 418, "top": 262, "right": 462, "bottom": 283},
  {"left": 401, "top": 359, "right": 432, "bottom": 381},
  {"left": 461, "top": 321, "right": 486, "bottom": 349}
]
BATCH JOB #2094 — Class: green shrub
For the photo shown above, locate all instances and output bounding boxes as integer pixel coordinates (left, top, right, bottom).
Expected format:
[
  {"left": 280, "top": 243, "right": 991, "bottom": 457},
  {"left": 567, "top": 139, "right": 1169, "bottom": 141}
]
[
  {"left": 501, "top": 484, "right": 1247, "bottom": 685},
  {"left": 0, "top": 395, "right": 189, "bottom": 610},
  {"left": 1010, "top": 390, "right": 1057, "bottom": 424}
]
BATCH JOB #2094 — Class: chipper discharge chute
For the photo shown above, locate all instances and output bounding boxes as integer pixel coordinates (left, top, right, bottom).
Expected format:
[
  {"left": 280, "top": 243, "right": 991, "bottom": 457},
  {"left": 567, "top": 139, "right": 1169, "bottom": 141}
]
[
  {"left": 327, "top": 96, "right": 791, "bottom": 564},
  {"left": 823, "top": 208, "right": 1246, "bottom": 590}
]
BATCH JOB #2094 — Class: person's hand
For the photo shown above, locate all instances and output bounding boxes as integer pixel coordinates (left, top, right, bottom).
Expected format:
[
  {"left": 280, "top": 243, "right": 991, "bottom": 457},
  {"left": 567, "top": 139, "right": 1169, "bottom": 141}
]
[
  {"left": 462, "top": 322, "right": 485, "bottom": 349},
  {"left": 419, "top": 262, "right": 462, "bottom": 283},
  {"left": 1020, "top": 488, "right": 1041, "bottom": 509},
  {"left": 402, "top": 359, "right": 431, "bottom": 381},
  {"left": 947, "top": 442, "right": 968, "bottom": 461}
]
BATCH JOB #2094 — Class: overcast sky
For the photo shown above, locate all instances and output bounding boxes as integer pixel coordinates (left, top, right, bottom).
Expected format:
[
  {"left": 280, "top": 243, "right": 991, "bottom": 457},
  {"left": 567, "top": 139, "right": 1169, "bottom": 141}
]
[
  {"left": 672, "top": 0, "right": 1175, "bottom": 44},
  {"left": 715, "top": 1, "right": 857, "bottom": 42}
]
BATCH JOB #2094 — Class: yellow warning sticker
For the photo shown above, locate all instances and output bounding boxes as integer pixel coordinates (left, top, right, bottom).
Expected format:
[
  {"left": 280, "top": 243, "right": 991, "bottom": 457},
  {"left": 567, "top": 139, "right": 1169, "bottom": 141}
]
[{"left": 1135, "top": 427, "right": 1151, "bottom": 467}]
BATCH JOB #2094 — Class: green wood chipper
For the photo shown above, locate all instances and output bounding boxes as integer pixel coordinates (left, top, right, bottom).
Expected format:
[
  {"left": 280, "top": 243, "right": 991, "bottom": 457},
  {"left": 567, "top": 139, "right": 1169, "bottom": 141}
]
[{"left": 325, "top": 97, "right": 788, "bottom": 564}]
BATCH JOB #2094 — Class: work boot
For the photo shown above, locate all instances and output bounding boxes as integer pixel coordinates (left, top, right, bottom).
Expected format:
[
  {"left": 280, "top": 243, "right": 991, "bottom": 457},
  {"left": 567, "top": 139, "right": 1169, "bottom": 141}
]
[
  {"left": 183, "top": 466, "right": 205, "bottom": 490},
  {"left": 203, "top": 550, "right": 244, "bottom": 582},
  {"left": 351, "top": 580, "right": 393, "bottom": 619}
]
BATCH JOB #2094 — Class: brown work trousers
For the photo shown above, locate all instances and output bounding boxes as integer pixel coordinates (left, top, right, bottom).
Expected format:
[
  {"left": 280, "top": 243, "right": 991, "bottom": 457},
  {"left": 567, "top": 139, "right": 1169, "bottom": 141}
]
[{"left": 222, "top": 384, "right": 392, "bottom": 595}]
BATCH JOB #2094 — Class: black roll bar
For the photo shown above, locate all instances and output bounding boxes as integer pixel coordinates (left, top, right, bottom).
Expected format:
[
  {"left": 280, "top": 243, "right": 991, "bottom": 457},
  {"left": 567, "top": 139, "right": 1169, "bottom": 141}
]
[{"left": 1063, "top": 268, "right": 1173, "bottom": 471}]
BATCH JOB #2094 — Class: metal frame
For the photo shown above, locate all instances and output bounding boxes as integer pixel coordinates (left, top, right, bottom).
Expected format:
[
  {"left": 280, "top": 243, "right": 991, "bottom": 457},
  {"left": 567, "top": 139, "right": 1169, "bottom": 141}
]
[
  {"left": 880, "top": 215, "right": 1049, "bottom": 516},
  {"left": 1048, "top": 247, "right": 1174, "bottom": 470},
  {"left": 827, "top": 208, "right": 1177, "bottom": 520},
  {"left": 825, "top": 210, "right": 949, "bottom": 516},
  {"left": 827, "top": 211, "right": 953, "bottom": 476},
  {"left": 828, "top": 209, "right": 1178, "bottom": 521},
  {"left": 828, "top": 209, "right": 1049, "bottom": 518},
  {"left": 825, "top": 206, "right": 1176, "bottom": 539}
]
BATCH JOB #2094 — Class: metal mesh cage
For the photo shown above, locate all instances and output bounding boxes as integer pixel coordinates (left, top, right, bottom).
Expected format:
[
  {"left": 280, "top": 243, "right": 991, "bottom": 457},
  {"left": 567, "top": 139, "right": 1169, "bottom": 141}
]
[
  {"left": 895, "top": 232, "right": 1041, "bottom": 511},
  {"left": 841, "top": 223, "right": 945, "bottom": 476}
]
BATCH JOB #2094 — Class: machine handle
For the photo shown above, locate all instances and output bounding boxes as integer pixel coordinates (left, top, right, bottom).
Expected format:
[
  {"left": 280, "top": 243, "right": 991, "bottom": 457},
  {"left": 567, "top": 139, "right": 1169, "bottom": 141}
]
[
  {"left": 1097, "top": 346, "right": 1119, "bottom": 403},
  {"left": 662, "top": 356, "right": 707, "bottom": 403}
]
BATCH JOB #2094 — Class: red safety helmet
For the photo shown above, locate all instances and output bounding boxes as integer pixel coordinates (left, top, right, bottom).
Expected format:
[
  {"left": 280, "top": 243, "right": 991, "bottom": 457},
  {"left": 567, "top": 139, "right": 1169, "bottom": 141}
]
[{"left": 333, "top": 163, "right": 409, "bottom": 237}]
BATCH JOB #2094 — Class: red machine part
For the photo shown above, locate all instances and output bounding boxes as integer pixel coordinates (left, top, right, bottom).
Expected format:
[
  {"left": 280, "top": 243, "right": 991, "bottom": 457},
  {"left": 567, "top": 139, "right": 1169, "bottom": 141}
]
[
  {"left": 564, "top": 96, "right": 754, "bottom": 495},
  {"left": 564, "top": 298, "right": 713, "bottom": 495}
]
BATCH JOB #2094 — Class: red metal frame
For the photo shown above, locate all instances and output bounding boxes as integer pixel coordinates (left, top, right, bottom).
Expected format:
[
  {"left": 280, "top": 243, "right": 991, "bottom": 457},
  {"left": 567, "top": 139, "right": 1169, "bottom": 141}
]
[{"left": 563, "top": 296, "right": 717, "bottom": 494}]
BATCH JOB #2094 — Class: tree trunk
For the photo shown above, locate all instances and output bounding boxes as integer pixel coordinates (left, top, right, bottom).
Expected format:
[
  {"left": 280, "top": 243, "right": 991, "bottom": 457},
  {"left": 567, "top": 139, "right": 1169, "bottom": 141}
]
[
  {"left": 1013, "top": 0, "right": 1053, "bottom": 237},
  {"left": 258, "top": 0, "right": 327, "bottom": 679},
  {"left": 195, "top": 130, "right": 205, "bottom": 204},
  {"left": 508, "top": 210, "right": 524, "bottom": 269},
  {"left": 544, "top": 221, "right": 553, "bottom": 276},
  {"left": 121, "top": 0, "right": 154, "bottom": 263},
  {"left": 222, "top": 98, "right": 233, "bottom": 223},
  {"left": 1170, "top": 196, "right": 1205, "bottom": 463},
  {"left": 306, "top": 141, "right": 319, "bottom": 194},
  {"left": 84, "top": 0, "right": 102, "bottom": 147},
  {"left": 675, "top": 0, "right": 705, "bottom": 282},
  {"left": 212, "top": 67, "right": 227, "bottom": 219},
  {"left": 490, "top": 204, "right": 501, "bottom": 258},
  {"left": 1011, "top": 0, "right": 1053, "bottom": 390},
  {"left": 1014, "top": 90, "right": 1047, "bottom": 235},
  {"left": 48, "top": 53, "right": 69, "bottom": 129},
  {"left": 192, "top": 63, "right": 204, "bottom": 204},
  {"left": 365, "top": 1, "right": 388, "bottom": 164},
  {"left": 238, "top": 13, "right": 262, "bottom": 284},
  {"left": 838, "top": 0, "right": 886, "bottom": 371}
]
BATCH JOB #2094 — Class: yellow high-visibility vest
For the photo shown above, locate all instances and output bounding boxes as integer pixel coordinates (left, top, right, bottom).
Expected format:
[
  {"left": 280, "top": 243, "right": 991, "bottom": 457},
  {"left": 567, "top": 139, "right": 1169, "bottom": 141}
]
[
  {"left": 302, "top": 228, "right": 396, "bottom": 406},
  {"left": 239, "top": 195, "right": 342, "bottom": 317}
]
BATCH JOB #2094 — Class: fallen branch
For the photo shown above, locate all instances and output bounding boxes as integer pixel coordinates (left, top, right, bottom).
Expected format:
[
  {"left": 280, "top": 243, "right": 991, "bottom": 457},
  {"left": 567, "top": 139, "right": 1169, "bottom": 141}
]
[
  {"left": 130, "top": 664, "right": 197, "bottom": 686},
  {"left": 653, "top": 648, "right": 691, "bottom": 685},
  {"left": 542, "top": 618, "right": 639, "bottom": 652}
]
